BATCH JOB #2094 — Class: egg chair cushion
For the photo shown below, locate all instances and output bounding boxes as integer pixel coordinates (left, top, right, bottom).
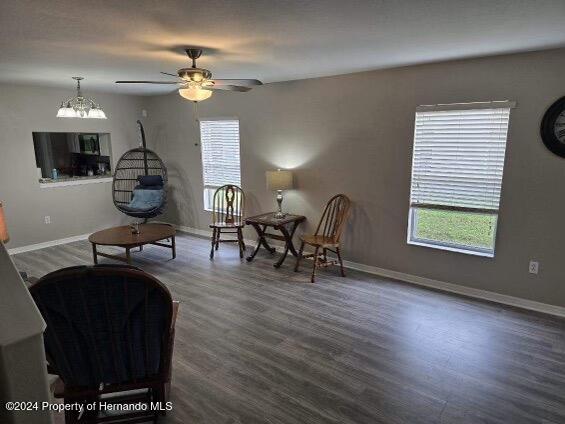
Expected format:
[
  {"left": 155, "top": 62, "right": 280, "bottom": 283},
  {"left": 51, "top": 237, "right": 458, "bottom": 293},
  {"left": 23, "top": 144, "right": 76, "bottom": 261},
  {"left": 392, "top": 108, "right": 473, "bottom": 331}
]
[
  {"left": 138, "top": 175, "right": 164, "bottom": 187},
  {"left": 125, "top": 188, "right": 164, "bottom": 212}
]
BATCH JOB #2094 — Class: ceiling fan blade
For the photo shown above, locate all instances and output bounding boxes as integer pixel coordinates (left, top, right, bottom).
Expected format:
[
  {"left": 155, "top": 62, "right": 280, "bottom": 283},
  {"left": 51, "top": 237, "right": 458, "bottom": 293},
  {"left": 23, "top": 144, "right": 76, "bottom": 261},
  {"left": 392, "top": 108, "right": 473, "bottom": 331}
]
[
  {"left": 203, "top": 85, "right": 252, "bottom": 92},
  {"left": 115, "top": 80, "right": 181, "bottom": 84},
  {"left": 211, "top": 79, "right": 263, "bottom": 86},
  {"left": 160, "top": 72, "right": 180, "bottom": 78}
]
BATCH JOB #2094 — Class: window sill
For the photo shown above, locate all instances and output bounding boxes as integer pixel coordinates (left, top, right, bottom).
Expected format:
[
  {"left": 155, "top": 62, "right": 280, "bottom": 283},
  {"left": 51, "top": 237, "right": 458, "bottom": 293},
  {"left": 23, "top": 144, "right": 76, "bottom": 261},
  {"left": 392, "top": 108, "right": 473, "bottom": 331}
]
[
  {"left": 408, "top": 239, "right": 494, "bottom": 258},
  {"left": 39, "top": 177, "right": 113, "bottom": 188}
]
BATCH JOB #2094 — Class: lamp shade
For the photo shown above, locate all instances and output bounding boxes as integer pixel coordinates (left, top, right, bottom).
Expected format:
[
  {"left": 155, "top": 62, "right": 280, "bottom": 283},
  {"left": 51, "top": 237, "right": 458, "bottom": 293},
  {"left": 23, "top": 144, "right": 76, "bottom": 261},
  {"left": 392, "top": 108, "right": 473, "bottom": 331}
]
[
  {"left": 0, "top": 203, "right": 9, "bottom": 243},
  {"left": 266, "top": 170, "right": 293, "bottom": 191}
]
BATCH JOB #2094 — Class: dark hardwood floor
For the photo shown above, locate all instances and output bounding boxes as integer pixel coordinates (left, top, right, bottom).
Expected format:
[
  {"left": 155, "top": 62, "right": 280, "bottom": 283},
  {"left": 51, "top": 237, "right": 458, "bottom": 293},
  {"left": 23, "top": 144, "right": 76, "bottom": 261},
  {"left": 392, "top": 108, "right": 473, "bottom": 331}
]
[{"left": 12, "top": 232, "right": 565, "bottom": 424}]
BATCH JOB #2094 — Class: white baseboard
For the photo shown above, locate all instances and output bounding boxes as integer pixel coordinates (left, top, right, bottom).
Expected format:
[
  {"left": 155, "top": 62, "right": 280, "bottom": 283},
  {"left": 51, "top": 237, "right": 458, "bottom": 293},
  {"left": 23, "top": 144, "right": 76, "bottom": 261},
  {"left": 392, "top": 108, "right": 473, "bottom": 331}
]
[
  {"left": 177, "top": 225, "right": 565, "bottom": 318},
  {"left": 175, "top": 225, "right": 258, "bottom": 247},
  {"left": 7, "top": 233, "right": 90, "bottom": 255},
  {"left": 342, "top": 260, "right": 565, "bottom": 318},
  {"left": 9, "top": 225, "right": 565, "bottom": 318},
  {"left": 175, "top": 225, "right": 211, "bottom": 239}
]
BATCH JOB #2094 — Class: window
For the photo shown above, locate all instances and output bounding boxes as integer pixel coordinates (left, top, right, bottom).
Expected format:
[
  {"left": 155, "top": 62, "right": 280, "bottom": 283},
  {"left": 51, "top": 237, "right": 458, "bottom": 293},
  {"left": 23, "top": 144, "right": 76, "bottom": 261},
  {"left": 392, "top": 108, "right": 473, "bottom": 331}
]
[
  {"left": 32, "top": 132, "right": 112, "bottom": 186},
  {"left": 407, "top": 101, "right": 514, "bottom": 257},
  {"left": 199, "top": 119, "right": 241, "bottom": 211}
]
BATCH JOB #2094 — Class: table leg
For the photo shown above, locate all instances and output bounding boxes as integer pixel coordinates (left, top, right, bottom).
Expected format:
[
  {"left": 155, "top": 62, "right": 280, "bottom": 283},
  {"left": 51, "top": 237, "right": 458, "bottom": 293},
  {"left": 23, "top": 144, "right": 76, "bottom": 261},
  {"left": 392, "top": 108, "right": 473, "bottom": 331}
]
[
  {"left": 246, "top": 224, "right": 264, "bottom": 262},
  {"left": 91, "top": 243, "right": 98, "bottom": 265},
  {"left": 274, "top": 246, "right": 289, "bottom": 268},
  {"left": 172, "top": 235, "right": 176, "bottom": 259},
  {"left": 246, "top": 224, "right": 275, "bottom": 262},
  {"left": 286, "top": 221, "right": 301, "bottom": 257},
  {"left": 274, "top": 221, "right": 300, "bottom": 268},
  {"left": 125, "top": 247, "right": 131, "bottom": 264},
  {"left": 259, "top": 225, "right": 276, "bottom": 253}
]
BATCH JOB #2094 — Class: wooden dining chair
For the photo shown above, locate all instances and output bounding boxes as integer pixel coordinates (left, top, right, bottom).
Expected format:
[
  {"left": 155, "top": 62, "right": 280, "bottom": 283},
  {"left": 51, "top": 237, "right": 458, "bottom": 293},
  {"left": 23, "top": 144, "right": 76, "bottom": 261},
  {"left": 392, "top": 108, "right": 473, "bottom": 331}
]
[
  {"left": 294, "top": 194, "right": 351, "bottom": 283},
  {"left": 210, "top": 184, "right": 246, "bottom": 259}
]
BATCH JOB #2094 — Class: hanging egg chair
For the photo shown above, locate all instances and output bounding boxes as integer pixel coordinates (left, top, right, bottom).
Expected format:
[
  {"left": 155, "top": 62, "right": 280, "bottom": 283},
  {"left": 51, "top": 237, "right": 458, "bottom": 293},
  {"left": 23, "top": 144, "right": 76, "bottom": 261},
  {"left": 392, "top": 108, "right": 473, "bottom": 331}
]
[{"left": 112, "top": 121, "right": 167, "bottom": 219}]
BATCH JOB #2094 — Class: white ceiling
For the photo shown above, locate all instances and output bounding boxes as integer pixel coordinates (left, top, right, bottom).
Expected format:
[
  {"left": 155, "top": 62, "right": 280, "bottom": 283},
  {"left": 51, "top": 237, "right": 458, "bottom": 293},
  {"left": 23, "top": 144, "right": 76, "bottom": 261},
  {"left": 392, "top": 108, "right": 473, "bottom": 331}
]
[{"left": 1, "top": 0, "right": 564, "bottom": 95}]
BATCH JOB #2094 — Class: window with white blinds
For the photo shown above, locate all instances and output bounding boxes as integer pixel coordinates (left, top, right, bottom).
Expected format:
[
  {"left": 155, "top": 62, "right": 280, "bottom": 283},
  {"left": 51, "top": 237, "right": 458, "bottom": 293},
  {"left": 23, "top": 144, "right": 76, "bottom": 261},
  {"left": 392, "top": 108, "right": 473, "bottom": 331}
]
[
  {"left": 199, "top": 119, "right": 241, "bottom": 210},
  {"left": 408, "top": 101, "right": 514, "bottom": 256}
]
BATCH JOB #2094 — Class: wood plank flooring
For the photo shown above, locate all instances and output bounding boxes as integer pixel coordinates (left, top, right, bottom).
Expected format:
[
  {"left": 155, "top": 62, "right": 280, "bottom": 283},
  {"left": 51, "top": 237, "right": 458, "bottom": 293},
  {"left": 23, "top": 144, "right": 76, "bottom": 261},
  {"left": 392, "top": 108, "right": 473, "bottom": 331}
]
[{"left": 12, "top": 232, "right": 565, "bottom": 424}]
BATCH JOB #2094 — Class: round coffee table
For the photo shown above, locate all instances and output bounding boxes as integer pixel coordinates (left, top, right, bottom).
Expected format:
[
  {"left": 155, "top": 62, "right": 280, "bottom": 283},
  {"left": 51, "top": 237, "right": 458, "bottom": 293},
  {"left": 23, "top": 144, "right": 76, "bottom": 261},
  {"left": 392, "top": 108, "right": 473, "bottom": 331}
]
[{"left": 88, "top": 224, "right": 176, "bottom": 264}]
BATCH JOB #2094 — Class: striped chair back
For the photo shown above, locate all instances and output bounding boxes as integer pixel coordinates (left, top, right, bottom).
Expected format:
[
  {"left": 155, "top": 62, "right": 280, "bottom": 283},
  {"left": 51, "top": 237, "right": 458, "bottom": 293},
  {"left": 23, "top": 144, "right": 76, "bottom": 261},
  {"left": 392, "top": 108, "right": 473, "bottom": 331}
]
[{"left": 30, "top": 265, "right": 173, "bottom": 389}]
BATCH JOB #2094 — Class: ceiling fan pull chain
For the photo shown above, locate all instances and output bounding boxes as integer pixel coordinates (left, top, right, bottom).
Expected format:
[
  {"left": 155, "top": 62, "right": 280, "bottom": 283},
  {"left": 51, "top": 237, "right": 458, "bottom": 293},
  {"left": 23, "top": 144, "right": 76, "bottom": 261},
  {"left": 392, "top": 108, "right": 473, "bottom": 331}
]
[{"left": 193, "top": 101, "right": 199, "bottom": 121}]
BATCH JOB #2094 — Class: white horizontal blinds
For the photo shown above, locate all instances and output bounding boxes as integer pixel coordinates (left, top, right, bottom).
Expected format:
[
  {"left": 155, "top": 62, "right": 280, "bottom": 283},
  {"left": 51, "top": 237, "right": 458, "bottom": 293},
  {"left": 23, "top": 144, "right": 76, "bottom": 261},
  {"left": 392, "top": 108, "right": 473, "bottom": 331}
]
[
  {"left": 410, "top": 105, "right": 511, "bottom": 212},
  {"left": 200, "top": 119, "right": 241, "bottom": 188}
]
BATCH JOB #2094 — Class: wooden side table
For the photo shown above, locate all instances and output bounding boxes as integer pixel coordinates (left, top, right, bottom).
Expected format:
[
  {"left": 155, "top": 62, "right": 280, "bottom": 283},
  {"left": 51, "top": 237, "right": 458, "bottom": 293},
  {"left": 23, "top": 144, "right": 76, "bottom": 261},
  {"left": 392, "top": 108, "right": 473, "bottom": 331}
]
[{"left": 245, "top": 212, "right": 306, "bottom": 268}]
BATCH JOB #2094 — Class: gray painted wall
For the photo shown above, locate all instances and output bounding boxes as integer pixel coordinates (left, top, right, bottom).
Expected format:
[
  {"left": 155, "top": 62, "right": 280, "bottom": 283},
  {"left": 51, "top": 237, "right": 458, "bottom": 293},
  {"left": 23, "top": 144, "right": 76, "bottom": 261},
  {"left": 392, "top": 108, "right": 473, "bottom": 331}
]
[
  {"left": 144, "top": 48, "right": 565, "bottom": 307},
  {"left": 0, "top": 84, "right": 144, "bottom": 248}
]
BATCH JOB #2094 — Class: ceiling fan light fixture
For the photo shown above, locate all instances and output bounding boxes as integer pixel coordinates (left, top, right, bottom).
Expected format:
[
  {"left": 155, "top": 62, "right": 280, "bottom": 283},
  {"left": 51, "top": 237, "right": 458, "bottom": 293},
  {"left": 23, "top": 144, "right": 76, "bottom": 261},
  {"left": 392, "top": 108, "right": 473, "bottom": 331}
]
[
  {"left": 178, "top": 87, "right": 213, "bottom": 102},
  {"left": 115, "top": 48, "right": 262, "bottom": 102},
  {"left": 178, "top": 67, "right": 212, "bottom": 82}
]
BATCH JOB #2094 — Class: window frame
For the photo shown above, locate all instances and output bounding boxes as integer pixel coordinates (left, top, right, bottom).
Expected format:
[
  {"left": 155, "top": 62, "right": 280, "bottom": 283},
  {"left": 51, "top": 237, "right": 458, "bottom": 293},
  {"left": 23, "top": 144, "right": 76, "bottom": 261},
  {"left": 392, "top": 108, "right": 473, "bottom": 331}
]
[
  {"left": 406, "top": 101, "right": 514, "bottom": 257},
  {"left": 198, "top": 118, "right": 242, "bottom": 212}
]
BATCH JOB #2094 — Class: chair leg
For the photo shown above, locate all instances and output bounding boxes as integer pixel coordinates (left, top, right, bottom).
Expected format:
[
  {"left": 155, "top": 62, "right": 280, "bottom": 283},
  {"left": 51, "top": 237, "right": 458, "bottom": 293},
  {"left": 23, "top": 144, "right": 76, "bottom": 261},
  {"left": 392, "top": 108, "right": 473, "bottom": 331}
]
[
  {"left": 294, "top": 241, "right": 305, "bottom": 272},
  {"left": 210, "top": 228, "right": 216, "bottom": 259},
  {"left": 64, "top": 398, "right": 81, "bottom": 424},
  {"left": 64, "top": 408, "right": 78, "bottom": 424},
  {"left": 237, "top": 228, "right": 244, "bottom": 258},
  {"left": 157, "top": 384, "right": 168, "bottom": 416},
  {"left": 336, "top": 246, "right": 346, "bottom": 277},
  {"left": 215, "top": 228, "right": 220, "bottom": 251},
  {"left": 310, "top": 246, "right": 320, "bottom": 283}
]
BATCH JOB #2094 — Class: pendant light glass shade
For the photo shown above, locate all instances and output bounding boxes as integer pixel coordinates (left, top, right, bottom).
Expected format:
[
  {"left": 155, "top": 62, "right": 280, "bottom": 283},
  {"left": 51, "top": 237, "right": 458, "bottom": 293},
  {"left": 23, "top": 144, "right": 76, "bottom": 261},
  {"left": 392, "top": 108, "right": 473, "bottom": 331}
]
[
  {"left": 178, "top": 87, "right": 213, "bottom": 102},
  {"left": 57, "top": 77, "right": 107, "bottom": 119},
  {"left": 87, "top": 107, "right": 107, "bottom": 119},
  {"left": 56, "top": 103, "right": 77, "bottom": 118}
]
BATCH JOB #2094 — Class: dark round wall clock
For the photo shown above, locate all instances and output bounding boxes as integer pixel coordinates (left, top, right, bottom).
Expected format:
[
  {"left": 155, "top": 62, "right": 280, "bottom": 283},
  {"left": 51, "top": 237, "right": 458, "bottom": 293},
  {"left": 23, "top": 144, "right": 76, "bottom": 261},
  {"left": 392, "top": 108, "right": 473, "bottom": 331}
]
[{"left": 540, "top": 96, "right": 565, "bottom": 158}]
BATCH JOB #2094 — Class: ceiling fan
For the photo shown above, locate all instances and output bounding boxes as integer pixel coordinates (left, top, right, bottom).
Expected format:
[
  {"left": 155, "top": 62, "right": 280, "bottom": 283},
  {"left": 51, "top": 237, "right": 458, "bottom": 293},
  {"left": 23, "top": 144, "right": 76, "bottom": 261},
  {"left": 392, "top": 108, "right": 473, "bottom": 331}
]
[{"left": 116, "top": 48, "right": 262, "bottom": 102}]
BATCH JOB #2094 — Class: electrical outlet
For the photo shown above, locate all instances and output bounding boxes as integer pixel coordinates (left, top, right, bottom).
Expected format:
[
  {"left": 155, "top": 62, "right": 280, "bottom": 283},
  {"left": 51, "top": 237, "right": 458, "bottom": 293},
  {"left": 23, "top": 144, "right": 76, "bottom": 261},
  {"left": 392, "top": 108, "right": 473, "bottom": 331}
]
[
  {"left": 44, "top": 215, "right": 51, "bottom": 224},
  {"left": 529, "top": 260, "right": 539, "bottom": 275}
]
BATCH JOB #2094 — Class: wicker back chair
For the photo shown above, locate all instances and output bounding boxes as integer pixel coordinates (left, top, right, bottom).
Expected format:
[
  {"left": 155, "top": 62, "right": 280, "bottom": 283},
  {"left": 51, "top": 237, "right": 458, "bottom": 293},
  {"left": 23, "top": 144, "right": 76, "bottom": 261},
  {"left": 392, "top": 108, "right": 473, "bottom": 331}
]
[
  {"left": 295, "top": 194, "right": 351, "bottom": 282},
  {"left": 209, "top": 184, "right": 246, "bottom": 259},
  {"left": 112, "top": 121, "right": 167, "bottom": 219},
  {"left": 29, "top": 265, "right": 177, "bottom": 424}
]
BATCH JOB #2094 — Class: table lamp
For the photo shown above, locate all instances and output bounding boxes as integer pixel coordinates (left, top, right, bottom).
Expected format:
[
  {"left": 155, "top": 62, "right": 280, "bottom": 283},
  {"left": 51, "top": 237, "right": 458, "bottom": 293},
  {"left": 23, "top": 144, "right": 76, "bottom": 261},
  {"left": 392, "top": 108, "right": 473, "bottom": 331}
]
[
  {"left": 266, "top": 169, "right": 294, "bottom": 219},
  {"left": 0, "top": 202, "right": 9, "bottom": 244}
]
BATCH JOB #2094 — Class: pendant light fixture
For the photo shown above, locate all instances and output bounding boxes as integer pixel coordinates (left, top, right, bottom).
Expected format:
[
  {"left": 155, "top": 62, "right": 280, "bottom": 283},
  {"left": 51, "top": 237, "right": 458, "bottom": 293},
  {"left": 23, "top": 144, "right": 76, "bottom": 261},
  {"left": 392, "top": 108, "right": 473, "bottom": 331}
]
[{"left": 57, "top": 77, "right": 107, "bottom": 119}]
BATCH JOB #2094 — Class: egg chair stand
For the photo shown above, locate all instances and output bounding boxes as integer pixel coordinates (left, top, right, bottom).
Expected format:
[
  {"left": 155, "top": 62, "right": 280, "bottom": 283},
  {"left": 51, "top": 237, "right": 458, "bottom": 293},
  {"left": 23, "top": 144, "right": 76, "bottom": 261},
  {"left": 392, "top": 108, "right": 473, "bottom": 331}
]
[{"left": 112, "top": 121, "right": 168, "bottom": 221}]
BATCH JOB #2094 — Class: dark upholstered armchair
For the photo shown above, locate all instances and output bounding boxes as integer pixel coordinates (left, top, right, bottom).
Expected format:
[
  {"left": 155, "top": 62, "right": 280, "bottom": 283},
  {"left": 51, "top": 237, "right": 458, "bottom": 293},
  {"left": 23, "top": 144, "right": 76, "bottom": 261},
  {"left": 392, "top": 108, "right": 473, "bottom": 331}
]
[{"left": 29, "top": 265, "right": 178, "bottom": 424}]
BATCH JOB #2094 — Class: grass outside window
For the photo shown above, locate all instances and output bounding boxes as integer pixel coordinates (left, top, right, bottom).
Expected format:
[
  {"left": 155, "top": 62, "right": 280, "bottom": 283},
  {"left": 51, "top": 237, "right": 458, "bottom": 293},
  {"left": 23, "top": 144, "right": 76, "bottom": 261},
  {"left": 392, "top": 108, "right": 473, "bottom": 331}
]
[{"left": 409, "top": 208, "right": 497, "bottom": 255}]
